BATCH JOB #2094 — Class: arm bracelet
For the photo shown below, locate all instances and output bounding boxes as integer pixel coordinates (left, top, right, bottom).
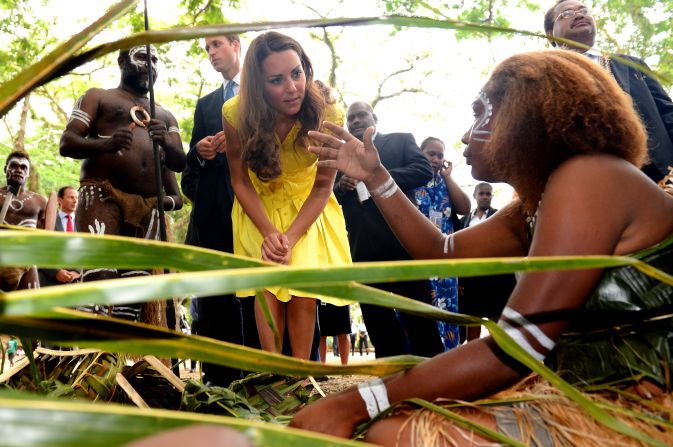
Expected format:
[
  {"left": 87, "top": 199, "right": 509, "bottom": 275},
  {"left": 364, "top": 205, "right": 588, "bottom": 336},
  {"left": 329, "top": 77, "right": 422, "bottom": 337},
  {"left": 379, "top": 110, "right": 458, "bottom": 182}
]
[{"left": 166, "top": 196, "right": 175, "bottom": 211}]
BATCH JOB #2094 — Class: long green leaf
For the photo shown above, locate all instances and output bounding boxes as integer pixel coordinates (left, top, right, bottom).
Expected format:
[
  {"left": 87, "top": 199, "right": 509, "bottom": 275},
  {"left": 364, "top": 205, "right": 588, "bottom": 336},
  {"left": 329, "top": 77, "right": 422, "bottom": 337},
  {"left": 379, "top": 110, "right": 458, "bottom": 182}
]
[
  {"left": 0, "top": 0, "right": 138, "bottom": 117},
  {"left": 12, "top": 14, "right": 668, "bottom": 101},
  {"left": 0, "top": 391, "right": 372, "bottom": 447},
  {"left": 0, "top": 310, "right": 423, "bottom": 377}
]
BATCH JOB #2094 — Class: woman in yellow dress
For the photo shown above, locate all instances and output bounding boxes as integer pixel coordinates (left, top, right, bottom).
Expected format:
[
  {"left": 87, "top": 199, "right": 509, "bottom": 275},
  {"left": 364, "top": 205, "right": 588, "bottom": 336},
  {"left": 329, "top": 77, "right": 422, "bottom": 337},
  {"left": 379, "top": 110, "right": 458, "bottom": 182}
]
[{"left": 223, "top": 32, "right": 351, "bottom": 360}]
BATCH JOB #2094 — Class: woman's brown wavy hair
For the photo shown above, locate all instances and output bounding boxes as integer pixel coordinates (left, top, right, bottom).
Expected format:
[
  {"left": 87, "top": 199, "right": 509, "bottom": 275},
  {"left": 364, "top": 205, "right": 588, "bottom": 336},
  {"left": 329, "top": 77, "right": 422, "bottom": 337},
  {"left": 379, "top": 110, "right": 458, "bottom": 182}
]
[
  {"left": 238, "top": 31, "right": 325, "bottom": 181},
  {"left": 482, "top": 50, "right": 647, "bottom": 213}
]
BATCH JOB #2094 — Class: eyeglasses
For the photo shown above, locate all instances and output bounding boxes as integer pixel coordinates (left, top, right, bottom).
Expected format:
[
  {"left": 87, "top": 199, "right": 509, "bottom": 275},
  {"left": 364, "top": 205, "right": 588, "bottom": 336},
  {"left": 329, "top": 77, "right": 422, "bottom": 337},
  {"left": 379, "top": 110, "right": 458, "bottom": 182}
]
[{"left": 555, "top": 7, "right": 591, "bottom": 23}]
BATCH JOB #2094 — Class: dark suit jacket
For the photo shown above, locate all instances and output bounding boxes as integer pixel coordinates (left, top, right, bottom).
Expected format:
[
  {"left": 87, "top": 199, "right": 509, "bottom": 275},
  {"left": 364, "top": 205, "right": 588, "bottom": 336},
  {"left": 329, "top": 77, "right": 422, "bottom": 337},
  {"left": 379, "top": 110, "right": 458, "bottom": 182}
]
[
  {"left": 459, "top": 206, "right": 497, "bottom": 230},
  {"left": 39, "top": 213, "right": 76, "bottom": 287},
  {"left": 335, "top": 132, "right": 433, "bottom": 262},
  {"left": 611, "top": 55, "right": 673, "bottom": 182},
  {"left": 181, "top": 85, "right": 235, "bottom": 251}
]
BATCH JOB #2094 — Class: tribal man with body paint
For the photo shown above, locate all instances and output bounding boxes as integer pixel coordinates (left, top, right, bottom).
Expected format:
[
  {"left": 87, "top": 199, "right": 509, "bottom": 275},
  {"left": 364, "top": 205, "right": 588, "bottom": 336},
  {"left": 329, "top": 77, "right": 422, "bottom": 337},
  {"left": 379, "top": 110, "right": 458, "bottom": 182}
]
[
  {"left": 0, "top": 151, "right": 47, "bottom": 292},
  {"left": 59, "top": 45, "right": 185, "bottom": 321}
]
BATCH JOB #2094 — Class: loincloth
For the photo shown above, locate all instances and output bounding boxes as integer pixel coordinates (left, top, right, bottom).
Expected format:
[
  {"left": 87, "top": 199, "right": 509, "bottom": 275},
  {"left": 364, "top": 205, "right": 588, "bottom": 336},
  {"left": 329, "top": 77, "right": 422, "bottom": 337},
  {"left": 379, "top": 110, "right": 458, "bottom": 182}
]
[{"left": 79, "top": 179, "right": 157, "bottom": 229}]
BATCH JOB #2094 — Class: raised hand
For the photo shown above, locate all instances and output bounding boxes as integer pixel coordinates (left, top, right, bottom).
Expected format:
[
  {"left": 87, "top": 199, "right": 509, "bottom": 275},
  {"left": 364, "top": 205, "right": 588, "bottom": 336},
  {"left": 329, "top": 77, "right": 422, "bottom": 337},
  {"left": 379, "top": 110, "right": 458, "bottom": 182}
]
[
  {"left": 308, "top": 122, "right": 382, "bottom": 183},
  {"left": 440, "top": 160, "right": 453, "bottom": 178}
]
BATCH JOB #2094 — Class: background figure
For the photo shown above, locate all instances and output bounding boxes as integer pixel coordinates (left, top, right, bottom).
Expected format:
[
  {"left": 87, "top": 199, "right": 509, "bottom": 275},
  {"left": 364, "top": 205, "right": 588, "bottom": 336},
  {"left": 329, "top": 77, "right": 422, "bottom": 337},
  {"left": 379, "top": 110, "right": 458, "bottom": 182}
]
[
  {"left": 356, "top": 322, "right": 368, "bottom": 356},
  {"left": 335, "top": 101, "right": 444, "bottom": 358},
  {"left": 59, "top": 45, "right": 185, "bottom": 322},
  {"left": 0, "top": 151, "right": 46, "bottom": 292},
  {"left": 5, "top": 336, "right": 18, "bottom": 367},
  {"left": 544, "top": 0, "right": 673, "bottom": 183},
  {"left": 458, "top": 183, "right": 516, "bottom": 342},
  {"left": 223, "top": 32, "right": 351, "bottom": 359},
  {"left": 181, "top": 34, "right": 253, "bottom": 386},
  {"left": 349, "top": 321, "right": 357, "bottom": 356},
  {"left": 39, "top": 185, "right": 81, "bottom": 287},
  {"left": 414, "top": 137, "right": 470, "bottom": 350},
  {"left": 318, "top": 302, "right": 351, "bottom": 365}
]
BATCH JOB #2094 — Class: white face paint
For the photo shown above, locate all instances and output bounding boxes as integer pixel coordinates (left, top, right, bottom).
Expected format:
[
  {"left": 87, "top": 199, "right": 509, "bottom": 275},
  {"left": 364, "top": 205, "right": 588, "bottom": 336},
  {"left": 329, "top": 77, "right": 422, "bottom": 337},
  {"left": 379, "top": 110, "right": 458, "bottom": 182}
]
[
  {"left": 469, "top": 91, "right": 494, "bottom": 143},
  {"left": 128, "top": 45, "right": 158, "bottom": 71},
  {"left": 5, "top": 157, "right": 30, "bottom": 185}
]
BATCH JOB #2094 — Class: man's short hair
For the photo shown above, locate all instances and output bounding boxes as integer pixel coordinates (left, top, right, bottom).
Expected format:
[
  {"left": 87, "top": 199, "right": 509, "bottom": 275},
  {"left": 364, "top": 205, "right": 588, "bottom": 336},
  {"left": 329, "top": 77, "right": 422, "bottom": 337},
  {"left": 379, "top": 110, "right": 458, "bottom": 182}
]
[
  {"left": 57, "top": 185, "right": 76, "bottom": 199},
  {"left": 473, "top": 182, "right": 492, "bottom": 194},
  {"left": 5, "top": 150, "right": 30, "bottom": 168},
  {"left": 224, "top": 34, "right": 240, "bottom": 44}
]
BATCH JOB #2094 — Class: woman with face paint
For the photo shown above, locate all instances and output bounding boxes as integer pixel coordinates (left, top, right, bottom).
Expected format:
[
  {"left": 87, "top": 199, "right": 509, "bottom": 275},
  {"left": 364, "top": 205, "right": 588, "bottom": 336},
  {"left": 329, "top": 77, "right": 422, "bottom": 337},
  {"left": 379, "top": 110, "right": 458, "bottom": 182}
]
[
  {"left": 223, "top": 32, "right": 351, "bottom": 360},
  {"left": 290, "top": 50, "right": 673, "bottom": 445}
]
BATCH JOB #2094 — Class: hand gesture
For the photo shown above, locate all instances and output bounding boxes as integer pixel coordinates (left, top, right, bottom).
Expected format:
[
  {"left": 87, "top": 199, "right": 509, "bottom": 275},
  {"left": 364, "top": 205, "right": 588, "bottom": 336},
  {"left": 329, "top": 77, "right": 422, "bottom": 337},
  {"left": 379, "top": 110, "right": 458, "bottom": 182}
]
[
  {"left": 196, "top": 131, "right": 227, "bottom": 161},
  {"left": 308, "top": 122, "right": 382, "bottom": 183},
  {"left": 261, "top": 232, "right": 291, "bottom": 265}
]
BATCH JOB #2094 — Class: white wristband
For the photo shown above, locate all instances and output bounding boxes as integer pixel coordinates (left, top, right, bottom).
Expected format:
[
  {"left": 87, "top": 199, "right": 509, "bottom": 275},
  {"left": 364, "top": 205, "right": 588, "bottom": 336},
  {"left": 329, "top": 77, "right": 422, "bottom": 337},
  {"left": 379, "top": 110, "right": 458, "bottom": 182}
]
[
  {"left": 358, "top": 382, "right": 379, "bottom": 419},
  {"left": 166, "top": 196, "right": 175, "bottom": 211},
  {"left": 369, "top": 378, "right": 390, "bottom": 413},
  {"left": 357, "top": 378, "right": 390, "bottom": 419}
]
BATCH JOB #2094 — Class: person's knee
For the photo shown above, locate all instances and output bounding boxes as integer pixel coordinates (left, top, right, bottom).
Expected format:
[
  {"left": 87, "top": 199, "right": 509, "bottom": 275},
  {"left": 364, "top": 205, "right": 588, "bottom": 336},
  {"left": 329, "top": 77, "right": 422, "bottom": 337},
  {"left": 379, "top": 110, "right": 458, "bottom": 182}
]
[{"left": 364, "top": 415, "right": 408, "bottom": 446}]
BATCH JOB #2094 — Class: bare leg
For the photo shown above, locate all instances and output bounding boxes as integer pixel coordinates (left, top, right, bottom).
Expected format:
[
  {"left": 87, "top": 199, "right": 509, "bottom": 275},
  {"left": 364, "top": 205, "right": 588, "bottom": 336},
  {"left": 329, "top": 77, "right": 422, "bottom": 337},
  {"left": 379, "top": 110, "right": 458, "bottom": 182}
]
[
  {"left": 365, "top": 408, "right": 497, "bottom": 447},
  {"left": 337, "top": 333, "right": 350, "bottom": 365},
  {"left": 286, "top": 296, "right": 316, "bottom": 360},
  {"left": 255, "top": 290, "right": 285, "bottom": 354},
  {"left": 18, "top": 266, "right": 39, "bottom": 290},
  {"left": 319, "top": 336, "right": 328, "bottom": 364}
]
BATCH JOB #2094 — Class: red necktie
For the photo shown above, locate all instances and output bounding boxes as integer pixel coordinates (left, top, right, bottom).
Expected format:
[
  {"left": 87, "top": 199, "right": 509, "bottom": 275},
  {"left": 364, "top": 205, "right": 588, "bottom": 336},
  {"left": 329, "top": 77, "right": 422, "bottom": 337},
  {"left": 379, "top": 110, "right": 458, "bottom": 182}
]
[{"left": 66, "top": 214, "right": 74, "bottom": 232}]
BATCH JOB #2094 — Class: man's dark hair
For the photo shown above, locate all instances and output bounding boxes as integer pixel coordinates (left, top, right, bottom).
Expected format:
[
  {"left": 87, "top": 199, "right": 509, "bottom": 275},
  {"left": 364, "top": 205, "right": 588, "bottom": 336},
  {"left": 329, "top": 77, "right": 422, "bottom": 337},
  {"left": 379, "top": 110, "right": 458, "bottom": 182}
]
[
  {"left": 420, "top": 136, "right": 445, "bottom": 151},
  {"left": 57, "top": 185, "right": 76, "bottom": 199},
  {"left": 5, "top": 150, "right": 30, "bottom": 168},
  {"left": 473, "top": 182, "right": 492, "bottom": 194},
  {"left": 544, "top": 0, "right": 567, "bottom": 46}
]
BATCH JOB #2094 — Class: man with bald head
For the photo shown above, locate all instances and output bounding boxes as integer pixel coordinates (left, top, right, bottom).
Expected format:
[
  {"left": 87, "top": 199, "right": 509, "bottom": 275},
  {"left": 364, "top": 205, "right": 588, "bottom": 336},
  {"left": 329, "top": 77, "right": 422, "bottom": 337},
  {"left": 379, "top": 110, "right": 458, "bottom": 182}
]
[
  {"left": 335, "top": 101, "right": 443, "bottom": 358},
  {"left": 59, "top": 45, "right": 185, "bottom": 320},
  {"left": 544, "top": 0, "right": 673, "bottom": 183}
]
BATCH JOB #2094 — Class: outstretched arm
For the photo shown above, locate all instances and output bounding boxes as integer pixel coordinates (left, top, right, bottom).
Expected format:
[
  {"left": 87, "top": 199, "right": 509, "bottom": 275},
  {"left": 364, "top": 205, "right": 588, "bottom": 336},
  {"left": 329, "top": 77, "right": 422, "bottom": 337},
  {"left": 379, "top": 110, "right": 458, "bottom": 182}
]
[
  {"left": 291, "top": 154, "right": 661, "bottom": 438},
  {"left": 308, "top": 123, "right": 525, "bottom": 260}
]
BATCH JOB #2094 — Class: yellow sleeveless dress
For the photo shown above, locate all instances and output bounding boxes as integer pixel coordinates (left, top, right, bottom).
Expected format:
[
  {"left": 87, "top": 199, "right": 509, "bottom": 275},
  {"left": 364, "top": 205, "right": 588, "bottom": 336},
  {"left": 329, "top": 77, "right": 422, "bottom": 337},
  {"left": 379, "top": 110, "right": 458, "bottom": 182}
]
[{"left": 223, "top": 96, "right": 352, "bottom": 302}]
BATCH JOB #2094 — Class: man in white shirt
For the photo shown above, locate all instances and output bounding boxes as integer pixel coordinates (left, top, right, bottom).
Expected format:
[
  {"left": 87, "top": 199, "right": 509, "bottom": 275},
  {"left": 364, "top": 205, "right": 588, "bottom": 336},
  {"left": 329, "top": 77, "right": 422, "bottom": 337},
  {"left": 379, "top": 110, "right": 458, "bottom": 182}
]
[
  {"left": 460, "top": 183, "right": 496, "bottom": 228},
  {"left": 39, "top": 185, "right": 81, "bottom": 286}
]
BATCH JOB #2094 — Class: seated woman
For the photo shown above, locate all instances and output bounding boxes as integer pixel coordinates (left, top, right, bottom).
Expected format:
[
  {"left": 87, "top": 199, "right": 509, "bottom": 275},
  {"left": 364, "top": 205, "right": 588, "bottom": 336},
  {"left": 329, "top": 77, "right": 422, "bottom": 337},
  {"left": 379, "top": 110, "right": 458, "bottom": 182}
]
[{"left": 290, "top": 50, "right": 673, "bottom": 445}]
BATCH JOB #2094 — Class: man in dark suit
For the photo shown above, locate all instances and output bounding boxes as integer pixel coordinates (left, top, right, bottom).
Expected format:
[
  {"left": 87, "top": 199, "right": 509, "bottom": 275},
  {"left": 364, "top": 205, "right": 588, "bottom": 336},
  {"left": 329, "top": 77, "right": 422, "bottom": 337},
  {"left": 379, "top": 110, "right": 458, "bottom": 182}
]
[
  {"left": 335, "top": 101, "right": 444, "bottom": 358},
  {"left": 38, "top": 185, "right": 81, "bottom": 287},
  {"left": 181, "top": 34, "right": 251, "bottom": 386},
  {"left": 544, "top": 0, "right": 673, "bottom": 183},
  {"left": 458, "top": 183, "right": 515, "bottom": 342}
]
